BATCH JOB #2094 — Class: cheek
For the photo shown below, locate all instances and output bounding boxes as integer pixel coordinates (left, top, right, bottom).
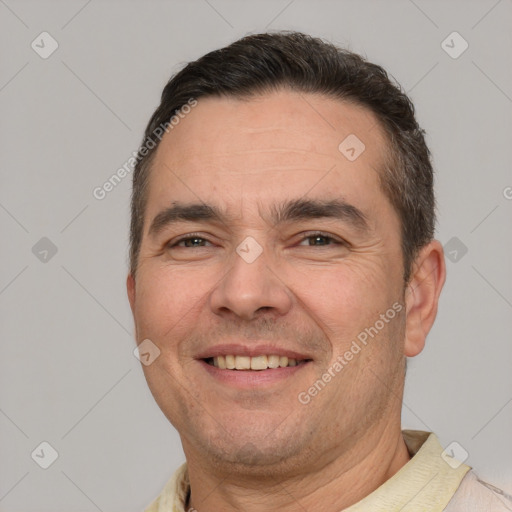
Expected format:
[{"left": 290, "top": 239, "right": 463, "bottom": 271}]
[
  {"left": 292, "top": 262, "right": 404, "bottom": 380},
  {"left": 133, "top": 251, "right": 400, "bottom": 349},
  {"left": 133, "top": 265, "right": 213, "bottom": 340},
  {"left": 292, "top": 261, "right": 394, "bottom": 335}
]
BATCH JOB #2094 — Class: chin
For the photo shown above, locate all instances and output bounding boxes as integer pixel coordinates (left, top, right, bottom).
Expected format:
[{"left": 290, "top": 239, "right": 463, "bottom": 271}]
[
  {"left": 207, "top": 445, "right": 301, "bottom": 475},
  {"left": 190, "top": 426, "right": 310, "bottom": 474}
]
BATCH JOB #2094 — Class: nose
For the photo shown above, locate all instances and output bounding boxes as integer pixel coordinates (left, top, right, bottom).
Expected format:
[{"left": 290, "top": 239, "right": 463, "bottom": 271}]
[{"left": 209, "top": 239, "right": 293, "bottom": 322}]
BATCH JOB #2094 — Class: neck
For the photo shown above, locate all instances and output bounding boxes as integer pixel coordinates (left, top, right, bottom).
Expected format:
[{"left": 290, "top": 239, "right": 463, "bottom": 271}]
[{"left": 185, "top": 422, "right": 411, "bottom": 512}]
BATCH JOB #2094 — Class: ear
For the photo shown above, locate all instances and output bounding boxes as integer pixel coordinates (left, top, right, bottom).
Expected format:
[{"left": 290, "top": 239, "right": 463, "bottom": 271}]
[
  {"left": 403, "top": 240, "right": 446, "bottom": 357},
  {"left": 127, "top": 273, "right": 136, "bottom": 315}
]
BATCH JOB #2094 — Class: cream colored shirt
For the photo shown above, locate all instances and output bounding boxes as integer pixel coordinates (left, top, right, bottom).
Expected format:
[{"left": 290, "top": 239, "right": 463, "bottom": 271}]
[{"left": 144, "top": 430, "right": 512, "bottom": 511}]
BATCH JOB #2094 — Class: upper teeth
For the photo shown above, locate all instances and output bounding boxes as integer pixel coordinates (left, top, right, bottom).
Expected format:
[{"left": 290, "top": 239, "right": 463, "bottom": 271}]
[{"left": 212, "top": 355, "right": 301, "bottom": 370}]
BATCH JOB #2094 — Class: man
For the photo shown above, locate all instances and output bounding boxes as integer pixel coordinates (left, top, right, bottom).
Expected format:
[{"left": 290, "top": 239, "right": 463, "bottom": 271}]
[{"left": 127, "top": 32, "right": 510, "bottom": 511}]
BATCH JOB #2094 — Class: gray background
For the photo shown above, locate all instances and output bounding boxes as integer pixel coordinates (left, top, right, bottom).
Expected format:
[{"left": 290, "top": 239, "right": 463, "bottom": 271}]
[{"left": 1, "top": 0, "right": 511, "bottom": 510}]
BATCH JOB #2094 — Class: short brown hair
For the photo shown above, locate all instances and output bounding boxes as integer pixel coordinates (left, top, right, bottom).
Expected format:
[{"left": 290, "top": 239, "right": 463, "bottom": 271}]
[{"left": 130, "top": 31, "right": 435, "bottom": 283}]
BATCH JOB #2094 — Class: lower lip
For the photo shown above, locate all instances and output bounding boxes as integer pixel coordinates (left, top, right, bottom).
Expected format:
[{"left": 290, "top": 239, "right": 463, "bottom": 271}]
[{"left": 198, "top": 359, "right": 311, "bottom": 388}]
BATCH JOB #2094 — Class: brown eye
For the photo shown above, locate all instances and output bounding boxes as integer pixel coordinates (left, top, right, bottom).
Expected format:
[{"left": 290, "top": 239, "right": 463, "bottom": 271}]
[
  {"left": 297, "top": 232, "right": 344, "bottom": 247},
  {"left": 167, "top": 233, "right": 213, "bottom": 248}
]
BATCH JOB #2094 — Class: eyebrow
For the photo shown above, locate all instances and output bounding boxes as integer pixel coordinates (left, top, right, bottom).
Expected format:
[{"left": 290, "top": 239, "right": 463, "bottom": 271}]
[{"left": 148, "top": 198, "right": 370, "bottom": 238}]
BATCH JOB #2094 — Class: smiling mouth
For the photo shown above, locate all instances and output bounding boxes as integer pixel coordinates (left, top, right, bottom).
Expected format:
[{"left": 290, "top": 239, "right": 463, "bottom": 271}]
[{"left": 204, "top": 355, "right": 312, "bottom": 370}]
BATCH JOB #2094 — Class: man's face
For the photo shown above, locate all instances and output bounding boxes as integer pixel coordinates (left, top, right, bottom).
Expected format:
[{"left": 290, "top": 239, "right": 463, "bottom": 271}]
[{"left": 128, "top": 90, "right": 408, "bottom": 474}]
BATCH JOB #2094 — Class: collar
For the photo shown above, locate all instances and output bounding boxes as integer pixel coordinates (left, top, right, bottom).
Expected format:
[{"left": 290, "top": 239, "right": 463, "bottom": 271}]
[{"left": 145, "top": 430, "right": 470, "bottom": 512}]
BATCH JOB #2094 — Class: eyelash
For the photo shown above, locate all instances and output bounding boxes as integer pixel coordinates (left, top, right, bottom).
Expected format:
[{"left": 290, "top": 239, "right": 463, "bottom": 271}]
[{"left": 167, "top": 231, "right": 346, "bottom": 248}]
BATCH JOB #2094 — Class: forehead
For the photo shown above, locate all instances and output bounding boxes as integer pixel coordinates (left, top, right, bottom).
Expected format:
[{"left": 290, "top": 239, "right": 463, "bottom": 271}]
[
  {"left": 146, "top": 90, "right": 393, "bottom": 226},
  {"left": 155, "top": 90, "right": 388, "bottom": 164}
]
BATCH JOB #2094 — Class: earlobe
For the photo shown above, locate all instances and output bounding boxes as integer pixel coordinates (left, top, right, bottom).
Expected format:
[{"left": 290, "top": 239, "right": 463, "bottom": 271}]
[{"left": 403, "top": 240, "right": 446, "bottom": 358}]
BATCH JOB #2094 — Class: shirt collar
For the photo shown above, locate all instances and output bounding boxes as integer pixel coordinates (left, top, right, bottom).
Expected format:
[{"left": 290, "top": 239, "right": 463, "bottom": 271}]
[
  {"left": 344, "top": 430, "right": 470, "bottom": 511},
  {"left": 145, "top": 430, "right": 470, "bottom": 512}
]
